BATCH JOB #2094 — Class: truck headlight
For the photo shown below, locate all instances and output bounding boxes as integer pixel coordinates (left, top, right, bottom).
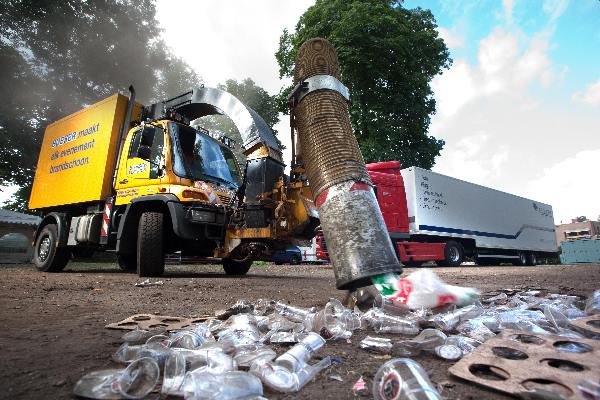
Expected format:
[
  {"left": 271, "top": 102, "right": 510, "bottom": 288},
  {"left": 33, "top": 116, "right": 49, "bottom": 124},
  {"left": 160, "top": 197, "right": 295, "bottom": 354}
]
[{"left": 190, "top": 209, "right": 216, "bottom": 223}]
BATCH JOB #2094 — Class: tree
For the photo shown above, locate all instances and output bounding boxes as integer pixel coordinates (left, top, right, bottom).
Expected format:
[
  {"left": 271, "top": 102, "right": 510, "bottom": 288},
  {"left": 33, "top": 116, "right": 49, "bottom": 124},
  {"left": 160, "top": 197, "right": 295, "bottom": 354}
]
[
  {"left": 0, "top": 0, "right": 201, "bottom": 212},
  {"left": 196, "top": 78, "right": 281, "bottom": 166},
  {"left": 275, "top": 0, "right": 451, "bottom": 168}
]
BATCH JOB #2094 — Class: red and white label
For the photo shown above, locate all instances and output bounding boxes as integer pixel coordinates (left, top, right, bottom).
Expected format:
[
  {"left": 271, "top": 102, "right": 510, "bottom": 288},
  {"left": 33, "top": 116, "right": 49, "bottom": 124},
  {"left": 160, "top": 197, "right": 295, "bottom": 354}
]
[
  {"left": 101, "top": 203, "right": 112, "bottom": 237},
  {"left": 315, "top": 181, "right": 372, "bottom": 208}
]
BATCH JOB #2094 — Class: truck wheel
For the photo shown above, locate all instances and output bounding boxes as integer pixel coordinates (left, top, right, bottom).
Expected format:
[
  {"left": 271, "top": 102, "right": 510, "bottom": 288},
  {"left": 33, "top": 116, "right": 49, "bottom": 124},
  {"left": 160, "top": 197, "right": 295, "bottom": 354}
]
[
  {"left": 33, "top": 224, "right": 70, "bottom": 272},
  {"left": 223, "top": 259, "right": 252, "bottom": 275},
  {"left": 290, "top": 255, "right": 302, "bottom": 265},
  {"left": 514, "top": 252, "right": 527, "bottom": 266},
  {"left": 438, "top": 241, "right": 464, "bottom": 267},
  {"left": 526, "top": 253, "right": 537, "bottom": 266},
  {"left": 137, "top": 212, "right": 165, "bottom": 277},
  {"left": 117, "top": 253, "right": 137, "bottom": 271}
]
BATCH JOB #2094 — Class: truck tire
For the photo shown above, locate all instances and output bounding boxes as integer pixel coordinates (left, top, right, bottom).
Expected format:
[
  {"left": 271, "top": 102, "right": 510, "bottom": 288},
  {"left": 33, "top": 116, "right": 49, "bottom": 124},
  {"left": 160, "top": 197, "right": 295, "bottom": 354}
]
[
  {"left": 290, "top": 255, "right": 302, "bottom": 265},
  {"left": 526, "top": 253, "right": 537, "bottom": 266},
  {"left": 223, "top": 259, "right": 252, "bottom": 275},
  {"left": 514, "top": 252, "right": 528, "bottom": 266},
  {"left": 438, "top": 241, "right": 464, "bottom": 267},
  {"left": 118, "top": 253, "right": 136, "bottom": 271},
  {"left": 137, "top": 212, "right": 165, "bottom": 277},
  {"left": 33, "top": 224, "right": 70, "bottom": 272}
]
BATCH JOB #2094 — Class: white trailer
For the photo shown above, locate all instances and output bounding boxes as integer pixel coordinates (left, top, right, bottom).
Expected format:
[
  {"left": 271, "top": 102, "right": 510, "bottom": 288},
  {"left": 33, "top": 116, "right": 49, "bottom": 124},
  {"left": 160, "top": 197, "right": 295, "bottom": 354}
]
[{"left": 401, "top": 167, "right": 558, "bottom": 265}]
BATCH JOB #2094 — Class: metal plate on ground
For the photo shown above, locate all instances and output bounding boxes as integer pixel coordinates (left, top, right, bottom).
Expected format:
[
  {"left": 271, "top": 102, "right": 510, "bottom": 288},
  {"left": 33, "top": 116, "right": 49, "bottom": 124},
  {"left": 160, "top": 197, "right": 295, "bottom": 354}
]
[
  {"left": 105, "top": 314, "right": 211, "bottom": 331},
  {"left": 449, "top": 329, "right": 600, "bottom": 399}
]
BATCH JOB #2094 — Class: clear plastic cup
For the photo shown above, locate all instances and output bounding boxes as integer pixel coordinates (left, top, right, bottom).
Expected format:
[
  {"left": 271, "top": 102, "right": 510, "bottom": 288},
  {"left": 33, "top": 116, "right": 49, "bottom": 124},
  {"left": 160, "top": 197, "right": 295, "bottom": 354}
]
[
  {"left": 117, "top": 357, "right": 160, "bottom": 399},
  {"left": 274, "top": 332, "right": 326, "bottom": 372},
  {"left": 373, "top": 358, "right": 440, "bottom": 400}
]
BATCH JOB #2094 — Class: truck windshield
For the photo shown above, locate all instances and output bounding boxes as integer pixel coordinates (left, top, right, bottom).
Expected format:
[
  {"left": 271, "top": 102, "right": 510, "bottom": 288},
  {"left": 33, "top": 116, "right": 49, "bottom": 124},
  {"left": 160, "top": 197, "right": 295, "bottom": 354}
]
[{"left": 169, "top": 122, "right": 241, "bottom": 189}]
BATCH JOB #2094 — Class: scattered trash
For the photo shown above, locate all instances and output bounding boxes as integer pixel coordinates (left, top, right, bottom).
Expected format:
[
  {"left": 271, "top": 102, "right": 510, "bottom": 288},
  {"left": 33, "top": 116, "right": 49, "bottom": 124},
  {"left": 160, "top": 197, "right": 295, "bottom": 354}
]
[
  {"left": 585, "top": 289, "right": 600, "bottom": 315},
  {"left": 449, "top": 329, "right": 600, "bottom": 399},
  {"left": 352, "top": 376, "right": 367, "bottom": 394},
  {"left": 434, "top": 344, "right": 463, "bottom": 360},
  {"left": 106, "top": 314, "right": 210, "bottom": 331},
  {"left": 74, "top": 357, "right": 159, "bottom": 399},
  {"left": 372, "top": 269, "right": 480, "bottom": 310},
  {"left": 134, "top": 279, "right": 163, "bottom": 287},
  {"left": 373, "top": 358, "right": 441, "bottom": 400},
  {"left": 86, "top": 286, "right": 599, "bottom": 399},
  {"left": 393, "top": 328, "right": 447, "bottom": 356},
  {"left": 361, "top": 308, "right": 420, "bottom": 335},
  {"left": 360, "top": 336, "right": 393, "bottom": 353}
]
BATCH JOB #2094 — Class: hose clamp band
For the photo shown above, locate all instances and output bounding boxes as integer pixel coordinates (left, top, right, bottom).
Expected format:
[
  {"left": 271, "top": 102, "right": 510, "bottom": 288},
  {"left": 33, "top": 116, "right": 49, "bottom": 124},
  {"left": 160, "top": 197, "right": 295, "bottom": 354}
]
[{"left": 288, "top": 75, "right": 350, "bottom": 107}]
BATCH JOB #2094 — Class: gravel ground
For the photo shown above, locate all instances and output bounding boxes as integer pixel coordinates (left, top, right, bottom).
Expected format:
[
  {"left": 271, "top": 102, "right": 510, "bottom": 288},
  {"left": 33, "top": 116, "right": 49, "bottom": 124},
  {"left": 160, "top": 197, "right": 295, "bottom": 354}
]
[{"left": 0, "top": 261, "right": 598, "bottom": 399}]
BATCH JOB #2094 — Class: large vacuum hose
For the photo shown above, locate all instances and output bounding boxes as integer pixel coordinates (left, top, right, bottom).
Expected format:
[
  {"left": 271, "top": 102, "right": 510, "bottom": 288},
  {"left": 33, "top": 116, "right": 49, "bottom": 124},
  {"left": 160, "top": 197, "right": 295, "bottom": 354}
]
[{"left": 292, "top": 38, "right": 402, "bottom": 290}]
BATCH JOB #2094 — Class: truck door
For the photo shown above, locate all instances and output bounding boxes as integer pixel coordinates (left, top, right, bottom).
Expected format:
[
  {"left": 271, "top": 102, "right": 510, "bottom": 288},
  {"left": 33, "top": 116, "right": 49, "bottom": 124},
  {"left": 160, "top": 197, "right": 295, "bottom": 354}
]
[{"left": 115, "top": 125, "right": 166, "bottom": 201}]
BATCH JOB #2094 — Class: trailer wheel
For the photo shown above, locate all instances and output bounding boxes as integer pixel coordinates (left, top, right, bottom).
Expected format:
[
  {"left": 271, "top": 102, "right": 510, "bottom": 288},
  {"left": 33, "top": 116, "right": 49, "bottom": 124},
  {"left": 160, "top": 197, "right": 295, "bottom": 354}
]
[
  {"left": 514, "top": 252, "right": 528, "bottom": 266},
  {"left": 526, "top": 252, "right": 537, "bottom": 266},
  {"left": 137, "top": 212, "right": 165, "bottom": 277},
  {"left": 222, "top": 259, "right": 252, "bottom": 275},
  {"left": 33, "top": 224, "right": 70, "bottom": 272},
  {"left": 438, "top": 241, "right": 464, "bottom": 267},
  {"left": 117, "top": 253, "right": 137, "bottom": 271}
]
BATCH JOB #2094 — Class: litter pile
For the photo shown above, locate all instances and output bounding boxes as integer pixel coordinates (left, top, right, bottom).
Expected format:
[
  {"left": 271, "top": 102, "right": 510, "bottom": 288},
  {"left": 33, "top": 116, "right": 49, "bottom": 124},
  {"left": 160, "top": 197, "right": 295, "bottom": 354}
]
[{"left": 75, "top": 270, "right": 600, "bottom": 399}]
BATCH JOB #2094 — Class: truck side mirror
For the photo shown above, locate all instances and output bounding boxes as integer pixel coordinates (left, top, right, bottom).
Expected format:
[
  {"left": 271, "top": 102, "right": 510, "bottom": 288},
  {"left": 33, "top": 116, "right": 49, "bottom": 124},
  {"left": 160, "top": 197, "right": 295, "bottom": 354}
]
[
  {"left": 140, "top": 126, "right": 155, "bottom": 147},
  {"left": 137, "top": 144, "right": 152, "bottom": 160}
]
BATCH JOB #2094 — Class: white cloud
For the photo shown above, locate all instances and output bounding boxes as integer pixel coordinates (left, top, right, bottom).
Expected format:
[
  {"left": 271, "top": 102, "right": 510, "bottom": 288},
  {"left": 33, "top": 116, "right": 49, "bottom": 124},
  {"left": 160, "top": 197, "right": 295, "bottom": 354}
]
[
  {"left": 429, "top": 13, "right": 598, "bottom": 225},
  {"left": 156, "top": 0, "right": 314, "bottom": 168},
  {"left": 527, "top": 149, "right": 600, "bottom": 223},
  {"left": 156, "top": 0, "right": 314, "bottom": 94},
  {"left": 437, "top": 27, "right": 464, "bottom": 49},
  {"left": 502, "top": 0, "right": 514, "bottom": 23},
  {"left": 543, "top": 0, "right": 569, "bottom": 21},
  {"left": 572, "top": 77, "right": 600, "bottom": 105}
]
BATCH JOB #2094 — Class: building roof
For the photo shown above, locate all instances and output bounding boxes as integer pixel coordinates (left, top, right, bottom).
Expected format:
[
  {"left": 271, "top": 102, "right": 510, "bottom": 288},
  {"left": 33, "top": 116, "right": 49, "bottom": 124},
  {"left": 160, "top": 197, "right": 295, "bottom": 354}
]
[{"left": 0, "top": 209, "right": 41, "bottom": 226}]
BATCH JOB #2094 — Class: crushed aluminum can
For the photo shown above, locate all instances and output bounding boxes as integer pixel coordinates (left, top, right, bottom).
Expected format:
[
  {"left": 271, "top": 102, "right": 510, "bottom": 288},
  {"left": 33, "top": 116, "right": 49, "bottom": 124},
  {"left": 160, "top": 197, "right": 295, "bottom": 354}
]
[{"left": 434, "top": 344, "right": 463, "bottom": 360}]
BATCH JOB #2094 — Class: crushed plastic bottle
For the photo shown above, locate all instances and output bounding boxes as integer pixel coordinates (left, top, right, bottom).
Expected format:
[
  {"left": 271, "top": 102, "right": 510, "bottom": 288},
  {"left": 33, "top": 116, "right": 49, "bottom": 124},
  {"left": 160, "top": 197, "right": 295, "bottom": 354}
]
[
  {"left": 269, "top": 331, "right": 306, "bottom": 344},
  {"left": 456, "top": 319, "right": 496, "bottom": 342},
  {"left": 215, "top": 299, "right": 254, "bottom": 320},
  {"left": 275, "top": 301, "right": 316, "bottom": 323},
  {"left": 373, "top": 358, "right": 441, "bottom": 400},
  {"left": 253, "top": 299, "right": 276, "bottom": 316},
  {"left": 360, "top": 336, "right": 393, "bottom": 354},
  {"left": 73, "top": 369, "right": 123, "bottom": 399},
  {"left": 305, "top": 299, "right": 360, "bottom": 340},
  {"left": 181, "top": 370, "right": 263, "bottom": 400},
  {"left": 361, "top": 308, "right": 420, "bottom": 335},
  {"left": 445, "top": 335, "right": 481, "bottom": 355},
  {"left": 393, "top": 329, "right": 447, "bottom": 357},
  {"left": 585, "top": 289, "right": 600, "bottom": 315},
  {"left": 274, "top": 332, "right": 325, "bottom": 372},
  {"left": 428, "top": 303, "right": 484, "bottom": 331},
  {"left": 434, "top": 344, "right": 462, "bottom": 360},
  {"left": 250, "top": 357, "right": 332, "bottom": 393},
  {"left": 233, "top": 344, "right": 277, "bottom": 368}
]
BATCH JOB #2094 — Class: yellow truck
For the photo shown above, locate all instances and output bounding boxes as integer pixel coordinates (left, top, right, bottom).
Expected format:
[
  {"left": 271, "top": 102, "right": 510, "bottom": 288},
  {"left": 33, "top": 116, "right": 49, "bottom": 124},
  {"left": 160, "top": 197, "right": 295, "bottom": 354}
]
[{"left": 29, "top": 86, "right": 317, "bottom": 276}]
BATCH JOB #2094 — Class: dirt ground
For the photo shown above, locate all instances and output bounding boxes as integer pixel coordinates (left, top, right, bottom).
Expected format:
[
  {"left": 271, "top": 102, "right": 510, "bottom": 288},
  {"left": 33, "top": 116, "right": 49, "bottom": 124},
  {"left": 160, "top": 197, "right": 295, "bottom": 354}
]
[{"left": 0, "top": 261, "right": 598, "bottom": 400}]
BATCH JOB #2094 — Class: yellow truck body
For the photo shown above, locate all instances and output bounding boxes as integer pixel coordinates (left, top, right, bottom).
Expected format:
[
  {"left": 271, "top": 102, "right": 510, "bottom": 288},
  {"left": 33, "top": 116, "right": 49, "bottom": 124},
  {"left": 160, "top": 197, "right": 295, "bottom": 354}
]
[{"left": 29, "top": 94, "right": 133, "bottom": 209}]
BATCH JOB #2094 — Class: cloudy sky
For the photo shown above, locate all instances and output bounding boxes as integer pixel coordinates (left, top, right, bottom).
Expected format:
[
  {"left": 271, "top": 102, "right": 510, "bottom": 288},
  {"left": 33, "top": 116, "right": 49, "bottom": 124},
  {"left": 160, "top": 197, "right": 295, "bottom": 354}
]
[
  {"left": 4, "top": 0, "right": 598, "bottom": 225},
  {"left": 155, "top": 0, "right": 599, "bottom": 224}
]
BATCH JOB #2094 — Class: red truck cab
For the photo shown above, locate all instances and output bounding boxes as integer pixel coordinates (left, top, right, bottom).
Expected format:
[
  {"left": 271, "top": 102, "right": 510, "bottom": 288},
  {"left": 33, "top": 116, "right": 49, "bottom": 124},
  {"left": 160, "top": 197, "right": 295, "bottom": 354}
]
[{"left": 315, "top": 161, "right": 448, "bottom": 267}]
